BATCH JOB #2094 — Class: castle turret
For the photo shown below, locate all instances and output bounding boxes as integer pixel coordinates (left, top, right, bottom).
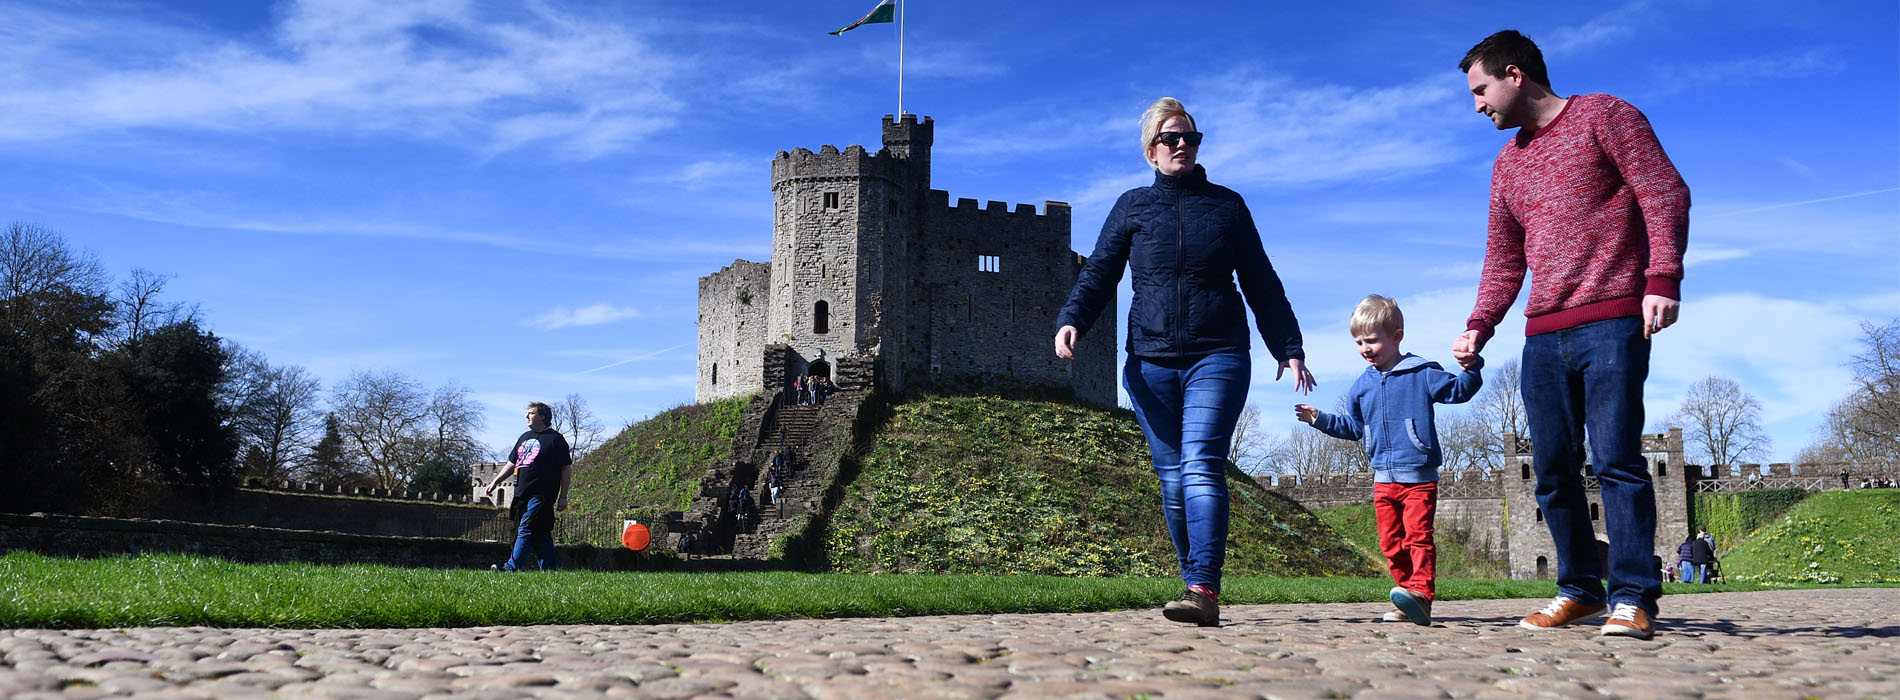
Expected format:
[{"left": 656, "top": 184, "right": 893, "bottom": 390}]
[{"left": 881, "top": 114, "right": 932, "bottom": 194}]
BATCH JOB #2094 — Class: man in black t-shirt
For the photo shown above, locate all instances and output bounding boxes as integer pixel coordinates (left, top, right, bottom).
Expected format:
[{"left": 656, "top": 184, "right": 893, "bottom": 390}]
[{"left": 483, "top": 401, "right": 573, "bottom": 571}]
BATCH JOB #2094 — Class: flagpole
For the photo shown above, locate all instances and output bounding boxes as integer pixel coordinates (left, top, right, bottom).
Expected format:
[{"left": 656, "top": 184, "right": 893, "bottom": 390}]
[{"left": 898, "top": 0, "right": 905, "bottom": 116}]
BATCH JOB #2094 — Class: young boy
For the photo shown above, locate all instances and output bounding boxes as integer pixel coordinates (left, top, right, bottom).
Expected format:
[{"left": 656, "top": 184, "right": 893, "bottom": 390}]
[{"left": 1296, "top": 295, "right": 1484, "bottom": 625}]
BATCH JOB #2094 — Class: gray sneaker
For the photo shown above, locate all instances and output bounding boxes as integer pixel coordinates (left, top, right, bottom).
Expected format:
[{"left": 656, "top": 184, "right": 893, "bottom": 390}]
[{"left": 1162, "top": 587, "right": 1219, "bottom": 627}]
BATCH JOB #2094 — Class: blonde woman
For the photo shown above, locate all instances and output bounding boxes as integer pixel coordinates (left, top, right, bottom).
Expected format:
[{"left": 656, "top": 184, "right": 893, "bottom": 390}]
[{"left": 1055, "top": 97, "right": 1314, "bottom": 626}]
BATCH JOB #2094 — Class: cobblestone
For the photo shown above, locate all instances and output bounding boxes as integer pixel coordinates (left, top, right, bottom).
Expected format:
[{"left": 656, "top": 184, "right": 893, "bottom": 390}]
[{"left": 1, "top": 589, "right": 1895, "bottom": 698}]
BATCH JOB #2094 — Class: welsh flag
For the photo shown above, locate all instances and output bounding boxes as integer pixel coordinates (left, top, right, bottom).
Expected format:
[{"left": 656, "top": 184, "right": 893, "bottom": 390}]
[{"left": 829, "top": 0, "right": 895, "bottom": 36}]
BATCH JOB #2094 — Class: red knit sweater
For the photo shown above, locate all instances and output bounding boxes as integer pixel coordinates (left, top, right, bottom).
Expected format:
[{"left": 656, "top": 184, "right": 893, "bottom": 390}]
[{"left": 1467, "top": 94, "right": 1690, "bottom": 343}]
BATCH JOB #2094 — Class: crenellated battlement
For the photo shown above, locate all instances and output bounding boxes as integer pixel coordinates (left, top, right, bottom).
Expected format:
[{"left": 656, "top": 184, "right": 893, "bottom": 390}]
[
  {"left": 924, "top": 190, "right": 1071, "bottom": 237},
  {"left": 770, "top": 144, "right": 911, "bottom": 188}
]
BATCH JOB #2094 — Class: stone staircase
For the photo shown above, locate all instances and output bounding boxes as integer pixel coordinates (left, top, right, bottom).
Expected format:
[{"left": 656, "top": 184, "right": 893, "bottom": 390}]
[{"left": 666, "top": 386, "right": 868, "bottom": 560}]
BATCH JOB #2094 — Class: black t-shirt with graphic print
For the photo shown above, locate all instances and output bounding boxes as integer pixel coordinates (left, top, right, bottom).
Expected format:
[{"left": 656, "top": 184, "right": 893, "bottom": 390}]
[{"left": 509, "top": 428, "right": 572, "bottom": 501}]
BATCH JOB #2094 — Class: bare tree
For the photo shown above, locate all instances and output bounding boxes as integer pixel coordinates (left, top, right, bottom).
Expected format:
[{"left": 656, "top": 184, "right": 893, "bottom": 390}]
[
  {"left": 332, "top": 370, "right": 430, "bottom": 490},
  {"left": 1436, "top": 411, "right": 1494, "bottom": 473},
  {"left": 1469, "top": 359, "right": 1526, "bottom": 473},
  {"left": 426, "top": 383, "right": 487, "bottom": 466},
  {"left": 1272, "top": 427, "right": 1364, "bottom": 477},
  {"left": 220, "top": 342, "right": 325, "bottom": 482},
  {"left": 551, "top": 392, "right": 605, "bottom": 459},
  {"left": 1667, "top": 375, "right": 1770, "bottom": 467},
  {"left": 1843, "top": 318, "right": 1900, "bottom": 457},
  {"left": 1, "top": 221, "right": 111, "bottom": 345},
  {"left": 114, "top": 268, "right": 195, "bottom": 346}
]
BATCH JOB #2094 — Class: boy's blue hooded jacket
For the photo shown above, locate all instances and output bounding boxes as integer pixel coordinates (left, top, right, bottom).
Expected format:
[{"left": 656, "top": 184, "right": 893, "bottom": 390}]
[{"left": 1310, "top": 353, "right": 1484, "bottom": 483}]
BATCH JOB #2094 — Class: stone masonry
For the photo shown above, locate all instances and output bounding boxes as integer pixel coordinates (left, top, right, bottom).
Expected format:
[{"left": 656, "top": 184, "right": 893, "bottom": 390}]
[
  {"left": 1264, "top": 428, "right": 1696, "bottom": 580},
  {"left": 697, "top": 115, "right": 1117, "bottom": 406}
]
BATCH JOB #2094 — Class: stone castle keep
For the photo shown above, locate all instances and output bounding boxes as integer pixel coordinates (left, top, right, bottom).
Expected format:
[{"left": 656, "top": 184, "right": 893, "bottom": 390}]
[{"left": 697, "top": 115, "right": 1117, "bottom": 404}]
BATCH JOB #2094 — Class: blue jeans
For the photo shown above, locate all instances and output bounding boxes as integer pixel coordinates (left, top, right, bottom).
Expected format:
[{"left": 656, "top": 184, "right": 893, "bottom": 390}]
[
  {"left": 503, "top": 494, "right": 557, "bottom": 571},
  {"left": 1124, "top": 350, "right": 1250, "bottom": 593},
  {"left": 1522, "top": 317, "right": 1660, "bottom": 613}
]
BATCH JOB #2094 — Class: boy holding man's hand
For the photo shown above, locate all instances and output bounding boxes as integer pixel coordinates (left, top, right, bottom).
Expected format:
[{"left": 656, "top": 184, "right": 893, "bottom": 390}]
[{"left": 1296, "top": 295, "right": 1483, "bottom": 625}]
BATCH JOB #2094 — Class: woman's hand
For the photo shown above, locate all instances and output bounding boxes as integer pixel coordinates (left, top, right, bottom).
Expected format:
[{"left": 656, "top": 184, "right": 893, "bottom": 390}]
[
  {"left": 1277, "top": 358, "right": 1315, "bottom": 395},
  {"left": 1053, "top": 325, "right": 1079, "bottom": 360}
]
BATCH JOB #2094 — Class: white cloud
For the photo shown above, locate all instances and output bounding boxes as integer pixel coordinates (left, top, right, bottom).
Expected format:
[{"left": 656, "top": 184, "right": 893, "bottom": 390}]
[
  {"left": 1655, "top": 50, "right": 1835, "bottom": 95},
  {"left": 1542, "top": 1, "right": 1652, "bottom": 54},
  {"left": 1683, "top": 246, "right": 1751, "bottom": 267},
  {"left": 636, "top": 157, "right": 753, "bottom": 192},
  {"left": 0, "top": 1, "right": 680, "bottom": 160},
  {"left": 527, "top": 303, "right": 643, "bottom": 330}
]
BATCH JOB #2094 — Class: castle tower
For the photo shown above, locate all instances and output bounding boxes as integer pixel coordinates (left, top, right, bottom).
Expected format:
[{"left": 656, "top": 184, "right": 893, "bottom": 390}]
[
  {"left": 766, "top": 127, "right": 917, "bottom": 375},
  {"left": 697, "top": 115, "right": 1115, "bottom": 406},
  {"left": 1501, "top": 430, "right": 1692, "bottom": 580}
]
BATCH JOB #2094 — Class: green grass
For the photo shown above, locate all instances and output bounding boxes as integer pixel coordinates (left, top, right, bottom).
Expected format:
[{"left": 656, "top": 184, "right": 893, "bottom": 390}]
[
  {"left": 1718, "top": 490, "right": 1900, "bottom": 584},
  {"left": 565, "top": 395, "right": 749, "bottom": 534},
  {"left": 821, "top": 396, "right": 1374, "bottom": 578},
  {"left": 1315, "top": 504, "right": 1509, "bottom": 580},
  {"left": 9, "top": 551, "right": 1859, "bottom": 629},
  {"left": 1692, "top": 488, "right": 1810, "bottom": 553}
]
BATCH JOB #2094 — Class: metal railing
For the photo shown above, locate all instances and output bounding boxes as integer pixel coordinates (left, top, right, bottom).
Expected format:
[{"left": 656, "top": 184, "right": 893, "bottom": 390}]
[
  {"left": 1692, "top": 476, "right": 1835, "bottom": 493},
  {"left": 436, "top": 512, "right": 636, "bottom": 548}
]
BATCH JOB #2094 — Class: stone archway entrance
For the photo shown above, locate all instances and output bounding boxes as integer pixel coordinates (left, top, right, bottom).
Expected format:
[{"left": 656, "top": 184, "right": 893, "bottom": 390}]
[{"left": 807, "top": 359, "right": 832, "bottom": 380}]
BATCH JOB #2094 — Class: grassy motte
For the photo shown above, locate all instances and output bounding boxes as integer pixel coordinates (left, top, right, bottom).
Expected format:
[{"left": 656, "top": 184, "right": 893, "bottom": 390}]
[
  {"left": 1316, "top": 504, "right": 1508, "bottom": 580},
  {"left": 11, "top": 551, "right": 1849, "bottom": 629},
  {"left": 1692, "top": 488, "right": 1810, "bottom": 553},
  {"left": 1718, "top": 489, "right": 1900, "bottom": 584},
  {"left": 565, "top": 396, "right": 749, "bottom": 529},
  {"left": 821, "top": 396, "right": 1375, "bottom": 578}
]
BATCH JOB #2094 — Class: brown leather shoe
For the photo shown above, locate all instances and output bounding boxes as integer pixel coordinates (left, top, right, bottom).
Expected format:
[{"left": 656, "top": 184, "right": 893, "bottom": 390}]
[
  {"left": 1599, "top": 603, "right": 1656, "bottom": 639},
  {"left": 1162, "top": 587, "right": 1219, "bottom": 627},
  {"left": 1518, "top": 596, "right": 1607, "bottom": 629},
  {"left": 1381, "top": 607, "right": 1410, "bottom": 623}
]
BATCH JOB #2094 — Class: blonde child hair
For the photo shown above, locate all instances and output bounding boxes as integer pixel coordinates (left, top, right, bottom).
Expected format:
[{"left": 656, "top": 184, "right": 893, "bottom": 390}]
[{"left": 1349, "top": 295, "right": 1404, "bottom": 337}]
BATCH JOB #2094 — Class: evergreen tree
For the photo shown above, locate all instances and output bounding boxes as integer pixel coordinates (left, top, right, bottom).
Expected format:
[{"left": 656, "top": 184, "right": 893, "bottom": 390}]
[{"left": 303, "top": 413, "right": 359, "bottom": 484}]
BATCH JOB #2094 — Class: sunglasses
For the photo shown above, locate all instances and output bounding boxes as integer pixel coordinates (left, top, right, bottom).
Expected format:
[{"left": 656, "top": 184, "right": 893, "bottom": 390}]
[{"left": 1153, "top": 131, "right": 1203, "bottom": 148}]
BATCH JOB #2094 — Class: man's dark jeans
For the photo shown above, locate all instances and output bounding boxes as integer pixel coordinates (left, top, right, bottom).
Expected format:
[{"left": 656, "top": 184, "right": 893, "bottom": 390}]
[
  {"left": 503, "top": 494, "right": 557, "bottom": 571},
  {"left": 1522, "top": 316, "right": 1661, "bottom": 614}
]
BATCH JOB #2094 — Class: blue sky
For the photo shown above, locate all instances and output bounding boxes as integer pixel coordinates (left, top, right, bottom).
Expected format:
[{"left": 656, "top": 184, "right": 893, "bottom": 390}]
[{"left": 4, "top": 0, "right": 1895, "bottom": 464}]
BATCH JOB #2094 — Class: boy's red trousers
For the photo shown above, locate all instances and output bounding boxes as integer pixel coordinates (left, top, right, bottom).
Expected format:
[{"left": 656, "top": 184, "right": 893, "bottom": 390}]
[{"left": 1374, "top": 481, "right": 1438, "bottom": 599}]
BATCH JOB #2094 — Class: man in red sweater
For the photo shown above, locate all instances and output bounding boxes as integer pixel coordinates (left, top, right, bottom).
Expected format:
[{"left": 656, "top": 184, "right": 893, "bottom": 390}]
[{"left": 1451, "top": 30, "right": 1689, "bottom": 640}]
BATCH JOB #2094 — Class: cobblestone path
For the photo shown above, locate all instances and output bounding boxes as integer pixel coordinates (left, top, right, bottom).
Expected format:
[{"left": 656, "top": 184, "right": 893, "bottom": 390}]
[{"left": 2, "top": 589, "right": 1894, "bottom": 699}]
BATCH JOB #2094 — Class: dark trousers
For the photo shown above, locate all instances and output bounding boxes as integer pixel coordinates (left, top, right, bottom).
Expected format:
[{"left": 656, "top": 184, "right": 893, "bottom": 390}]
[{"left": 1522, "top": 317, "right": 1661, "bottom": 614}]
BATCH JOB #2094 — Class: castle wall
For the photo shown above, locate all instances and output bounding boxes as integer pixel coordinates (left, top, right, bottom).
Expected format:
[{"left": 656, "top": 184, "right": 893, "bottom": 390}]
[
  {"left": 899, "top": 194, "right": 1112, "bottom": 402},
  {"left": 697, "top": 260, "right": 772, "bottom": 402}
]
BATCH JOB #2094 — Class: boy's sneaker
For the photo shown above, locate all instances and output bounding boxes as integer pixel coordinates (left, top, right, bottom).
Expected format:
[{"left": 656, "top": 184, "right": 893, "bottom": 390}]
[
  {"left": 1518, "top": 596, "right": 1607, "bottom": 629},
  {"left": 1381, "top": 607, "right": 1410, "bottom": 623},
  {"left": 1388, "top": 587, "right": 1432, "bottom": 626},
  {"left": 1162, "top": 585, "right": 1220, "bottom": 627},
  {"left": 1599, "top": 603, "right": 1656, "bottom": 639}
]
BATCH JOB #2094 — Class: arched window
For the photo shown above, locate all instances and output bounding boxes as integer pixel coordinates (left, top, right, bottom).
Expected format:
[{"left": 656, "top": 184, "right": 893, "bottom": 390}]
[
  {"left": 712, "top": 363, "right": 718, "bottom": 385},
  {"left": 1521, "top": 463, "right": 1531, "bottom": 480},
  {"left": 813, "top": 301, "right": 829, "bottom": 334},
  {"left": 1657, "top": 460, "right": 1667, "bottom": 477},
  {"left": 1536, "top": 556, "right": 1549, "bottom": 579},
  {"left": 1590, "top": 503, "right": 1600, "bottom": 520},
  {"left": 1535, "top": 507, "right": 1544, "bottom": 522}
]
